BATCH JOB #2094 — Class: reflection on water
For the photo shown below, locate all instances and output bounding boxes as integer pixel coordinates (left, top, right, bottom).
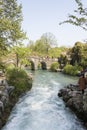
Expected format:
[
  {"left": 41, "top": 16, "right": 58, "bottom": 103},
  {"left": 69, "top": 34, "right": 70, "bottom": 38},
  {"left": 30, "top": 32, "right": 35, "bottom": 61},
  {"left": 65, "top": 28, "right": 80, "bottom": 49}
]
[{"left": 2, "top": 71, "right": 86, "bottom": 130}]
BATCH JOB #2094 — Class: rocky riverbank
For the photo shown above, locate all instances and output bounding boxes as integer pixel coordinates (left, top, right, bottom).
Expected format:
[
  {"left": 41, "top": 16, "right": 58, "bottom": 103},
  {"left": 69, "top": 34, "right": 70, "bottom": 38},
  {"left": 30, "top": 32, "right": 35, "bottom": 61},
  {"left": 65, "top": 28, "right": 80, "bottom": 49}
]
[
  {"left": 0, "top": 76, "right": 15, "bottom": 129},
  {"left": 0, "top": 72, "right": 32, "bottom": 129},
  {"left": 58, "top": 84, "right": 87, "bottom": 127}
]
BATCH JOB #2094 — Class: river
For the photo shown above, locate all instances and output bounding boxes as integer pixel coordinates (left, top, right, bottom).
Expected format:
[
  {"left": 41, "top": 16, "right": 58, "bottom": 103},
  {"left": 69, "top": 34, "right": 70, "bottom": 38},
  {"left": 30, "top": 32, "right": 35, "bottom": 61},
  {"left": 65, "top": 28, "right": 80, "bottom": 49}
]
[{"left": 2, "top": 70, "right": 86, "bottom": 130}]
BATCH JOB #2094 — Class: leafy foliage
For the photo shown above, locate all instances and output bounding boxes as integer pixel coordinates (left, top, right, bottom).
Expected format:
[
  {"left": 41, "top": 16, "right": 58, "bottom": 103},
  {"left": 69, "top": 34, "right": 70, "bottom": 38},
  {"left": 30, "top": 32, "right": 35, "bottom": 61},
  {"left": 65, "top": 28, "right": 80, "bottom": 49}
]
[
  {"left": 63, "top": 64, "right": 82, "bottom": 76},
  {"left": 70, "top": 42, "right": 83, "bottom": 65},
  {"left": 70, "top": 42, "right": 87, "bottom": 69},
  {"left": 11, "top": 46, "right": 31, "bottom": 67},
  {"left": 0, "top": 0, "right": 26, "bottom": 55},
  {"left": 58, "top": 54, "right": 69, "bottom": 69},
  {"left": 27, "top": 32, "right": 58, "bottom": 57},
  {"left": 6, "top": 68, "right": 32, "bottom": 96},
  {"left": 27, "top": 36, "right": 67, "bottom": 58},
  {"left": 50, "top": 62, "right": 59, "bottom": 72},
  {"left": 80, "top": 43, "right": 87, "bottom": 68},
  {"left": 48, "top": 47, "right": 67, "bottom": 58},
  {"left": 59, "top": 0, "right": 87, "bottom": 30}
]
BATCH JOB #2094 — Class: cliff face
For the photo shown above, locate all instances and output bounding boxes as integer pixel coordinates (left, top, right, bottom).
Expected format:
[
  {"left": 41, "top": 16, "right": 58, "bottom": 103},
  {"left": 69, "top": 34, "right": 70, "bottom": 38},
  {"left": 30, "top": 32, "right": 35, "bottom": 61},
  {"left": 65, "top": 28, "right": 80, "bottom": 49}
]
[{"left": 58, "top": 84, "right": 87, "bottom": 127}]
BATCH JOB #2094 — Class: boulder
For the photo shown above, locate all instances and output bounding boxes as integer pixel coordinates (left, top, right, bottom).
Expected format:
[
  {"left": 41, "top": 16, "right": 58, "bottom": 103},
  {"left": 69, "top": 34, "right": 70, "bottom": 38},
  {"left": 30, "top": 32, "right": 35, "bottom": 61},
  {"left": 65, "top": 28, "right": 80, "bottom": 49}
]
[{"left": 58, "top": 84, "right": 87, "bottom": 124}]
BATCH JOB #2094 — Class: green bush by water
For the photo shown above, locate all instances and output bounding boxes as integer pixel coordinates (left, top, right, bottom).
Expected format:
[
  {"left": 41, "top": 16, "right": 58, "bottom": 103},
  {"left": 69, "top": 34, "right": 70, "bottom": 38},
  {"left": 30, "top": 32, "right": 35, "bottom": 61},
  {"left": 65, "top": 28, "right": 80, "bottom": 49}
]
[
  {"left": 6, "top": 68, "right": 32, "bottom": 96},
  {"left": 63, "top": 64, "right": 82, "bottom": 76},
  {"left": 50, "top": 62, "right": 59, "bottom": 72}
]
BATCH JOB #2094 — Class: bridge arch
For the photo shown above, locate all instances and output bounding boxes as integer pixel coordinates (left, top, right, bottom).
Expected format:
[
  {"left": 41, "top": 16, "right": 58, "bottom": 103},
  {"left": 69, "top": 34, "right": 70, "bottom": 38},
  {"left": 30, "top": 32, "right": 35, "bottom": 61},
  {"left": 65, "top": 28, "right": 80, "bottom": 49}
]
[
  {"left": 29, "top": 61, "right": 35, "bottom": 70},
  {"left": 41, "top": 61, "right": 47, "bottom": 70},
  {"left": 5, "top": 62, "right": 16, "bottom": 69},
  {"left": 28, "top": 60, "right": 47, "bottom": 70}
]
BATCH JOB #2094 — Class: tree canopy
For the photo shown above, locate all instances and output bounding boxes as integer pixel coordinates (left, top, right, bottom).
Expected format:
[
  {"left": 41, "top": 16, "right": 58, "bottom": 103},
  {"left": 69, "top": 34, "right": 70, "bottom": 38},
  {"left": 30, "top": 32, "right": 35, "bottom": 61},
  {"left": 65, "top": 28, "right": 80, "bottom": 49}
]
[{"left": 0, "top": 0, "right": 26, "bottom": 54}]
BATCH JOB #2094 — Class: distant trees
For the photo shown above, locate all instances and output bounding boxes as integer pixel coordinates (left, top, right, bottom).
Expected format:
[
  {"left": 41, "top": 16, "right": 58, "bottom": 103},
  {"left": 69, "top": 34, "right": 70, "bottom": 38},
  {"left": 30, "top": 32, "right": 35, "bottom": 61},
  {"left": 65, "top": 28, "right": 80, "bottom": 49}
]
[
  {"left": 48, "top": 47, "right": 65, "bottom": 58},
  {"left": 27, "top": 32, "right": 58, "bottom": 57},
  {"left": 41, "top": 32, "right": 58, "bottom": 47},
  {"left": 34, "top": 39, "right": 48, "bottom": 56}
]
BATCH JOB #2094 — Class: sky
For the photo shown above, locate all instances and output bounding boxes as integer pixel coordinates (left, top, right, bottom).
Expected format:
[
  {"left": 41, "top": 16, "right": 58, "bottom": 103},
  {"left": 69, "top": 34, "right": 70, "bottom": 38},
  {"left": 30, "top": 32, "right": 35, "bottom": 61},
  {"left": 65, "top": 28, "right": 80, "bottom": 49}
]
[{"left": 18, "top": 0, "right": 87, "bottom": 47}]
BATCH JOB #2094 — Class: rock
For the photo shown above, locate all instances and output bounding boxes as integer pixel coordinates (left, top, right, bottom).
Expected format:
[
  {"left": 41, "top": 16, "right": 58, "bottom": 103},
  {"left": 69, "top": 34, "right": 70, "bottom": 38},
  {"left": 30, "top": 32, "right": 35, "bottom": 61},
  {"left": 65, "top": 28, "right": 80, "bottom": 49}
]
[
  {"left": 0, "top": 101, "right": 4, "bottom": 114},
  {"left": 0, "top": 79, "right": 15, "bottom": 128},
  {"left": 0, "top": 86, "right": 5, "bottom": 91},
  {"left": 0, "top": 119, "right": 2, "bottom": 129},
  {"left": 0, "top": 70, "right": 3, "bottom": 76},
  {"left": 66, "top": 95, "right": 83, "bottom": 112},
  {"left": 1, "top": 95, "right": 9, "bottom": 106},
  {"left": 58, "top": 84, "right": 87, "bottom": 125},
  {"left": 7, "top": 86, "right": 15, "bottom": 94},
  {"left": 0, "top": 79, "right": 6, "bottom": 86},
  {"left": 0, "top": 75, "right": 32, "bottom": 129},
  {"left": 83, "top": 93, "right": 87, "bottom": 112}
]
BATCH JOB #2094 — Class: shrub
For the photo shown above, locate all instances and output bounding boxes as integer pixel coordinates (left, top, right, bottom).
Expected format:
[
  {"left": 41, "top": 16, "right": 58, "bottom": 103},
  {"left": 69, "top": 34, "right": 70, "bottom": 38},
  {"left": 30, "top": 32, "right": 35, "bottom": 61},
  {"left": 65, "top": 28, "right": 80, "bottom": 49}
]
[
  {"left": 6, "top": 68, "right": 32, "bottom": 96},
  {"left": 50, "top": 62, "right": 59, "bottom": 72},
  {"left": 63, "top": 64, "right": 82, "bottom": 76},
  {"left": 63, "top": 64, "right": 74, "bottom": 74}
]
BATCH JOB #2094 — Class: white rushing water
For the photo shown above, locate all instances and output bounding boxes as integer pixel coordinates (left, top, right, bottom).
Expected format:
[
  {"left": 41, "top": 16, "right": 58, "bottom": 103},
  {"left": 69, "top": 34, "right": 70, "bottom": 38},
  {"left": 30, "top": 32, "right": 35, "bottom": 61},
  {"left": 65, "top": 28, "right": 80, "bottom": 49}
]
[{"left": 2, "top": 71, "right": 86, "bottom": 130}]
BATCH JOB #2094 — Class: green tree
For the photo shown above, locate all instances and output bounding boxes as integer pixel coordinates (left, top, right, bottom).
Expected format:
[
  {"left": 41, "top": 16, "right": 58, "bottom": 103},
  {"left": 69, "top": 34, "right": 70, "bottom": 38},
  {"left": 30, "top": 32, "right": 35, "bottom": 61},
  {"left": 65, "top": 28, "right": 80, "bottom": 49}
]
[
  {"left": 12, "top": 46, "right": 30, "bottom": 68},
  {"left": 80, "top": 43, "right": 87, "bottom": 68},
  {"left": 70, "top": 42, "right": 83, "bottom": 65},
  {"left": 34, "top": 39, "right": 47, "bottom": 56},
  {"left": 0, "top": 0, "right": 26, "bottom": 54},
  {"left": 27, "top": 33, "right": 58, "bottom": 57},
  {"left": 34, "top": 32, "right": 58, "bottom": 56},
  {"left": 48, "top": 46, "right": 68, "bottom": 58},
  {"left": 41, "top": 32, "right": 58, "bottom": 51},
  {"left": 58, "top": 54, "right": 68, "bottom": 69}
]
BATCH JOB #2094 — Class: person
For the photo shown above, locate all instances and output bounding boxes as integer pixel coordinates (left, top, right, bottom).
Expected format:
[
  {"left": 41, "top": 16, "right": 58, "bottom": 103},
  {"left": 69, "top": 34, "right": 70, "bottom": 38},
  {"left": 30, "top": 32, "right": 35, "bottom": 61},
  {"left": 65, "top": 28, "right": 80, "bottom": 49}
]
[
  {"left": 78, "top": 74, "right": 86, "bottom": 94},
  {"left": 85, "top": 74, "right": 87, "bottom": 88}
]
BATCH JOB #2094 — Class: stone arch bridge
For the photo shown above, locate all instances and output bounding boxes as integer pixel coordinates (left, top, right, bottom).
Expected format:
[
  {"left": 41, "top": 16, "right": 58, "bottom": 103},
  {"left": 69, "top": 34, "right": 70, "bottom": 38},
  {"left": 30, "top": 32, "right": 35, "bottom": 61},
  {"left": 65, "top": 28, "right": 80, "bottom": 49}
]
[
  {"left": 3, "top": 56, "right": 58, "bottom": 70},
  {"left": 28, "top": 56, "right": 58, "bottom": 70}
]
